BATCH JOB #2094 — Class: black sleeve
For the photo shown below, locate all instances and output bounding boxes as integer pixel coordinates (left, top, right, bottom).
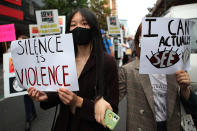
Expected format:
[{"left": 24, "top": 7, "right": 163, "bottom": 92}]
[
  {"left": 181, "top": 90, "right": 197, "bottom": 113},
  {"left": 40, "top": 92, "right": 61, "bottom": 110},
  {"left": 75, "top": 54, "right": 119, "bottom": 121},
  {"left": 181, "top": 90, "right": 197, "bottom": 125},
  {"left": 104, "top": 55, "right": 119, "bottom": 114}
]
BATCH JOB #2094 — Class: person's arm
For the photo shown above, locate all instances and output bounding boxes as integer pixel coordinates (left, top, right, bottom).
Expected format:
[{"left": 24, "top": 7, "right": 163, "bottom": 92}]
[
  {"left": 119, "top": 67, "right": 127, "bottom": 101},
  {"left": 121, "top": 43, "right": 129, "bottom": 48},
  {"left": 109, "top": 46, "right": 114, "bottom": 57},
  {"left": 108, "top": 39, "right": 114, "bottom": 57},
  {"left": 176, "top": 70, "right": 191, "bottom": 100},
  {"left": 77, "top": 55, "right": 119, "bottom": 123},
  {"left": 94, "top": 56, "right": 119, "bottom": 126},
  {"left": 176, "top": 70, "right": 197, "bottom": 113},
  {"left": 103, "top": 56, "right": 119, "bottom": 113},
  {"left": 27, "top": 87, "right": 61, "bottom": 110},
  {"left": 181, "top": 89, "right": 197, "bottom": 113}
]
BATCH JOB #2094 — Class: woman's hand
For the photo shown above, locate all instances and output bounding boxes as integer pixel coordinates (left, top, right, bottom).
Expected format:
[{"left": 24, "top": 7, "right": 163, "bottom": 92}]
[
  {"left": 28, "top": 87, "right": 48, "bottom": 102},
  {"left": 176, "top": 70, "right": 191, "bottom": 100},
  {"left": 94, "top": 97, "right": 112, "bottom": 127},
  {"left": 58, "top": 88, "right": 83, "bottom": 107}
]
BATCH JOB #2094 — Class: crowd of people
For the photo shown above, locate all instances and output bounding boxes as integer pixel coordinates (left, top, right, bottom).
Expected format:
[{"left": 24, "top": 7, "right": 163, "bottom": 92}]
[
  {"left": 102, "top": 32, "right": 136, "bottom": 67},
  {"left": 6, "top": 7, "right": 197, "bottom": 131}
]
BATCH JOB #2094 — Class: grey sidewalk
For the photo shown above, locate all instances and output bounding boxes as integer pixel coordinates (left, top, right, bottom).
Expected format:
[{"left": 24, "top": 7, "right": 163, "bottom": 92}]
[
  {"left": 0, "top": 63, "right": 126, "bottom": 131},
  {"left": 0, "top": 95, "right": 55, "bottom": 131},
  {"left": 0, "top": 95, "right": 126, "bottom": 131},
  {"left": 0, "top": 64, "right": 3, "bottom": 100}
]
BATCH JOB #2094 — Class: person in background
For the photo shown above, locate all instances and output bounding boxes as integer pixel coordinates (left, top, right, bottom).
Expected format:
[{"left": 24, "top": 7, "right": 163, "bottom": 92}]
[
  {"left": 28, "top": 8, "right": 119, "bottom": 131},
  {"left": 122, "top": 37, "right": 129, "bottom": 65},
  {"left": 119, "top": 23, "right": 197, "bottom": 131},
  {"left": 102, "top": 32, "right": 114, "bottom": 57},
  {"left": 114, "top": 37, "right": 121, "bottom": 67},
  {"left": 17, "top": 35, "right": 37, "bottom": 131},
  {"left": 127, "top": 36, "right": 136, "bottom": 61}
]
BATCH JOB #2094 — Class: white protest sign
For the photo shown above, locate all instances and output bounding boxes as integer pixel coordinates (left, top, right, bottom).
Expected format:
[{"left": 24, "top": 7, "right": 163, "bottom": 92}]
[
  {"left": 107, "top": 16, "right": 121, "bottom": 36},
  {"left": 140, "top": 17, "right": 193, "bottom": 74},
  {"left": 36, "top": 9, "right": 60, "bottom": 35},
  {"left": 29, "top": 16, "right": 66, "bottom": 38},
  {"left": 11, "top": 34, "right": 79, "bottom": 92},
  {"left": 3, "top": 53, "right": 27, "bottom": 98}
]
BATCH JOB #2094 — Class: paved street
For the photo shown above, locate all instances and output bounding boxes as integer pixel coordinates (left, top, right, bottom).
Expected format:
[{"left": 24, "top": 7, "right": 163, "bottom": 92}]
[
  {"left": 0, "top": 95, "right": 126, "bottom": 131},
  {"left": 0, "top": 64, "right": 127, "bottom": 131},
  {"left": 0, "top": 96, "right": 55, "bottom": 131},
  {"left": 0, "top": 64, "right": 3, "bottom": 100}
]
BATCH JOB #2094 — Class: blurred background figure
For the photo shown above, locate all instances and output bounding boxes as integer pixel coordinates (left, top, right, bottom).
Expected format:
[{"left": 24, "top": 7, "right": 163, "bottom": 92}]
[
  {"left": 127, "top": 36, "right": 136, "bottom": 62},
  {"left": 17, "top": 35, "right": 37, "bottom": 131},
  {"left": 114, "top": 37, "right": 121, "bottom": 67},
  {"left": 102, "top": 31, "right": 114, "bottom": 57},
  {"left": 121, "top": 37, "right": 129, "bottom": 65}
]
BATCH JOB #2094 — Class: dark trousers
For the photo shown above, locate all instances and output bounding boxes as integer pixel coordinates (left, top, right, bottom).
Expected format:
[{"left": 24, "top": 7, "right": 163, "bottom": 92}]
[
  {"left": 123, "top": 52, "right": 128, "bottom": 65},
  {"left": 157, "top": 121, "right": 167, "bottom": 131},
  {"left": 24, "top": 95, "right": 36, "bottom": 122}
]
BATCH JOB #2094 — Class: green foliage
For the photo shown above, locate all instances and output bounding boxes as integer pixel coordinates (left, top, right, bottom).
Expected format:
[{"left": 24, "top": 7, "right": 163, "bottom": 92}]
[
  {"left": 90, "top": 0, "right": 111, "bottom": 30},
  {"left": 42, "top": 0, "right": 111, "bottom": 30},
  {"left": 42, "top": 0, "right": 89, "bottom": 16}
]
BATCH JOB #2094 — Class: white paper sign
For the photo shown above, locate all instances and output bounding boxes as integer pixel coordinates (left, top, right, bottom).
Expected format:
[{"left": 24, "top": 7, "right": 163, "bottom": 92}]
[
  {"left": 36, "top": 9, "right": 60, "bottom": 35},
  {"left": 140, "top": 17, "right": 193, "bottom": 74},
  {"left": 3, "top": 53, "right": 27, "bottom": 98},
  {"left": 29, "top": 16, "right": 66, "bottom": 38},
  {"left": 11, "top": 34, "right": 79, "bottom": 92},
  {"left": 107, "top": 16, "right": 121, "bottom": 36}
]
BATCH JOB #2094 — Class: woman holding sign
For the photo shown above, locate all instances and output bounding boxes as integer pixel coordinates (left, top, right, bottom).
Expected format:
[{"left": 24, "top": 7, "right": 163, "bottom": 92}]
[
  {"left": 28, "top": 8, "right": 119, "bottom": 131},
  {"left": 118, "top": 23, "right": 197, "bottom": 131}
]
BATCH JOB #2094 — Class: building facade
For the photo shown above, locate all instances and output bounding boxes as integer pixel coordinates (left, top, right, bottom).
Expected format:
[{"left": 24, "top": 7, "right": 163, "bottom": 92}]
[
  {"left": 106, "top": 0, "right": 117, "bottom": 16},
  {"left": 0, "top": 0, "right": 43, "bottom": 62}
]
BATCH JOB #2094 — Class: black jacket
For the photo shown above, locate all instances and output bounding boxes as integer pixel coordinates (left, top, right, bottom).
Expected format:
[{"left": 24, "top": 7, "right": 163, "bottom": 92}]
[{"left": 40, "top": 52, "right": 119, "bottom": 131}]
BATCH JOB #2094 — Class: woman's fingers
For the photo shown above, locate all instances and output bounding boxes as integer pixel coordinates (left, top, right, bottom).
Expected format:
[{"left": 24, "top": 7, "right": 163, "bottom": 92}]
[
  {"left": 27, "top": 87, "right": 47, "bottom": 101},
  {"left": 58, "top": 88, "right": 77, "bottom": 105},
  {"left": 95, "top": 102, "right": 101, "bottom": 124},
  {"left": 28, "top": 87, "right": 35, "bottom": 96},
  {"left": 27, "top": 87, "right": 33, "bottom": 93},
  {"left": 96, "top": 114, "right": 100, "bottom": 124},
  {"left": 94, "top": 97, "right": 113, "bottom": 127},
  {"left": 175, "top": 70, "right": 184, "bottom": 75},
  {"left": 58, "top": 93, "right": 69, "bottom": 104},
  {"left": 101, "top": 104, "right": 112, "bottom": 127},
  {"left": 58, "top": 90, "right": 71, "bottom": 99},
  {"left": 35, "top": 91, "right": 40, "bottom": 101},
  {"left": 35, "top": 91, "right": 39, "bottom": 98},
  {"left": 108, "top": 104, "right": 113, "bottom": 111},
  {"left": 177, "top": 76, "right": 189, "bottom": 82},
  {"left": 58, "top": 89, "right": 71, "bottom": 102},
  {"left": 59, "top": 88, "right": 71, "bottom": 95},
  {"left": 101, "top": 110, "right": 106, "bottom": 127},
  {"left": 176, "top": 70, "right": 190, "bottom": 87}
]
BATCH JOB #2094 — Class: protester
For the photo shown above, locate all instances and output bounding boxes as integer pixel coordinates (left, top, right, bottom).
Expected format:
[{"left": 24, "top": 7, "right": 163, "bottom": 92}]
[
  {"left": 127, "top": 36, "right": 136, "bottom": 61},
  {"left": 102, "top": 32, "right": 114, "bottom": 57},
  {"left": 118, "top": 23, "right": 197, "bottom": 131},
  {"left": 122, "top": 37, "right": 129, "bottom": 65},
  {"left": 114, "top": 37, "right": 121, "bottom": 67},
  {"left": 28, "top": 8, "right": 119, "bottom": 131},
  {"left": 17, "top": 35, "right": 37, "bottom": 131}
]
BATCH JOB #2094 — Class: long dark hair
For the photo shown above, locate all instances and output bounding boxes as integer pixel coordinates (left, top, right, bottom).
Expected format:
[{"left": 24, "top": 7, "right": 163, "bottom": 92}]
[
  {"left": 134, "top": 23, "right": 142, "bottom": 58},
  {"left": 66, "top": 8, "right": 105, "bottom": 98}
]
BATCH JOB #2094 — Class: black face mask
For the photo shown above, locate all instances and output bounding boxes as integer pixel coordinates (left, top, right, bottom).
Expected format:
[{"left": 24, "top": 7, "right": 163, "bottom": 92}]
[{"left": 70, "top": 27, "right": 92, "bottom": 45}]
